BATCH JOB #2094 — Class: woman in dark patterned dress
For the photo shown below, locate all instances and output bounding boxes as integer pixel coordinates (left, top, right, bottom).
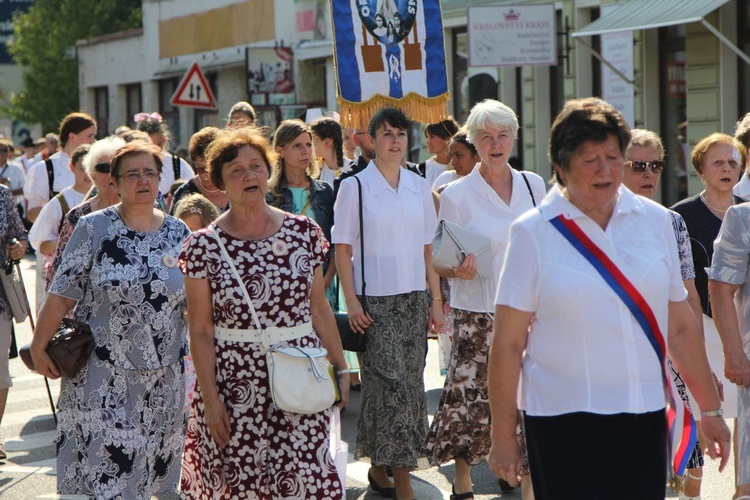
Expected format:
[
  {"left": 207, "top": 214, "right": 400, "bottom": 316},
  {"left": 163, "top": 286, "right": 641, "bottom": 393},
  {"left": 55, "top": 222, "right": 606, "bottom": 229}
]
[
  {"left": 30, "top": 141, "right": 190, "bottom": 499},
  {"left": 179, "top": 127, "right": 349, "bottom": 499},
  {"left": 333, "top": 108, "right": 445, "bottom": 500}
]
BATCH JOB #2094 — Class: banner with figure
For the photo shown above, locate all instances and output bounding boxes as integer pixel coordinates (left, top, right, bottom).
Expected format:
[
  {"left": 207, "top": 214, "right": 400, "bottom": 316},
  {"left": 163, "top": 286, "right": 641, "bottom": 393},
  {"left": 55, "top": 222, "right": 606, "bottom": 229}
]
[{"left": 331, "top": 0, "right": 449, "bottom": 127}]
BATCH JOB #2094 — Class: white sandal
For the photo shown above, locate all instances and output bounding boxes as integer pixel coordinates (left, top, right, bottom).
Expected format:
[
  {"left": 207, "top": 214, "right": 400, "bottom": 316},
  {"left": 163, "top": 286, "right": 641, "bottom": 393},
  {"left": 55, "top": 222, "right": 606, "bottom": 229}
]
[{"left": 678, "top": 472, "right": 702, "bottom": 500}]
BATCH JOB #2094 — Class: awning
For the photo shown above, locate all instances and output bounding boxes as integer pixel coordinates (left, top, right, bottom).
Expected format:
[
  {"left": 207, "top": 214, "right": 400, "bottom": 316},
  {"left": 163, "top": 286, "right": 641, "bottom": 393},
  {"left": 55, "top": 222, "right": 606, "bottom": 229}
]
[
  {"left": 295, "top": 40, "right": 333, "bottom": 61},
  {"left": 573, "top": 0, "right": 731, "bottom": 38}
]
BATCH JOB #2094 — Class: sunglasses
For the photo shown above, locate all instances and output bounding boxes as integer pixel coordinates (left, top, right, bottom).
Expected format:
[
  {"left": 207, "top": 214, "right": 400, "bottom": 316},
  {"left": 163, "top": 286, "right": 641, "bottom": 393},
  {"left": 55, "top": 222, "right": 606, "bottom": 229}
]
[
  {"left": 0, "top": 148, "right": 8, "bottom": 153},
  {"left": 627, "top": 160, "right": 665, "bottom": 173},
  {"left": 93, "top": 163, "right": 111, "bottom": 173}
]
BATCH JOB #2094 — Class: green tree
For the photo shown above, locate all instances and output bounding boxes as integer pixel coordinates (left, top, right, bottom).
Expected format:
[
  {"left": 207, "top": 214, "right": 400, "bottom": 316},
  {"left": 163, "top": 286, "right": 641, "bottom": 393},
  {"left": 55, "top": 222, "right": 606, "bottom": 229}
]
[{"left": 8, "top": 0, "right": 141, "bottom": 132}]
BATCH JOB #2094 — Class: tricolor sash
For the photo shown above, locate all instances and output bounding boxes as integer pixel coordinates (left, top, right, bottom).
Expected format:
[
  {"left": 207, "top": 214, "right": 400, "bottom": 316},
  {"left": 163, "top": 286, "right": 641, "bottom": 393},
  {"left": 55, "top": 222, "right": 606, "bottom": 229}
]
[{"left": 549, "top": 214, "right": 697, "bottom": 476}]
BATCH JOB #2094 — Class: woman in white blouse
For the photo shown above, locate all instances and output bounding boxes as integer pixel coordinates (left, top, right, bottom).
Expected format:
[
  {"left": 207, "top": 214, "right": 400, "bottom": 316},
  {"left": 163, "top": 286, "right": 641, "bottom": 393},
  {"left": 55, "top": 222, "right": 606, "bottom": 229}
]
[
  {"left": 333, "top": 107, "right": 444, "bottom": 500},
  {"left": 424, "top": 100, "right": 545, "bottom": 499},
  {"left": 487, "top": 98, "right": 730, "bottom": 499}
]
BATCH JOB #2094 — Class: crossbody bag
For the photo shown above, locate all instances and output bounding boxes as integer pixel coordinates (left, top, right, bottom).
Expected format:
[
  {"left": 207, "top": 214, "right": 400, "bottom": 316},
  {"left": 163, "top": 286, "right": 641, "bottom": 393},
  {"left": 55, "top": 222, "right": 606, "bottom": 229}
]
[{"left": 209, "top": 225, "right": 336, "bottom": 415}]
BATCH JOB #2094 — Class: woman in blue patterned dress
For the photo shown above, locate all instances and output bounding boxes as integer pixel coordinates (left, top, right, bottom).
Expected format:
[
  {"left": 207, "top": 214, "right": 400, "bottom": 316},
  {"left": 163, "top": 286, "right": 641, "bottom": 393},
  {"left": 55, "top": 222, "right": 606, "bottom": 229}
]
[{"left": 30, "top": 141, "right": 190, "bottom": 499}]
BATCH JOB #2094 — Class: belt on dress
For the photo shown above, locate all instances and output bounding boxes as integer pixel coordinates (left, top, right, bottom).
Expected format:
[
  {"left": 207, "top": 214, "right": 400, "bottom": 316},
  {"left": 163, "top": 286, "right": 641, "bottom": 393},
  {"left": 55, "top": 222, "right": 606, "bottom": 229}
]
[{"left": 214, "top": 321, "right": 313, "bottom": 344}]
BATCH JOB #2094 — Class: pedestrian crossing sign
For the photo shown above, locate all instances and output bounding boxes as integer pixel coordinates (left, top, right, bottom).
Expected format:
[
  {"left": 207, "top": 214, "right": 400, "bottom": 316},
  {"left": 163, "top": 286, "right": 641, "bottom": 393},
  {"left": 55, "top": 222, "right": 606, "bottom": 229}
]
[{"left": 171, "top": 62, "right": 218, "bottom": 110}]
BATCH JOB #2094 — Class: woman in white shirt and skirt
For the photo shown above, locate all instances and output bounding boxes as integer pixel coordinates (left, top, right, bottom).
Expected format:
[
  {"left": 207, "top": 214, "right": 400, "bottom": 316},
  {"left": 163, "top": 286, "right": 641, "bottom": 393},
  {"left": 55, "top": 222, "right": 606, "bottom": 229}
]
[
  {"left": 333, "top": 107, "right": 445, "bottom": 500},
  {"left": 424, "top": 100, "right": 545, "bottom": 499}
]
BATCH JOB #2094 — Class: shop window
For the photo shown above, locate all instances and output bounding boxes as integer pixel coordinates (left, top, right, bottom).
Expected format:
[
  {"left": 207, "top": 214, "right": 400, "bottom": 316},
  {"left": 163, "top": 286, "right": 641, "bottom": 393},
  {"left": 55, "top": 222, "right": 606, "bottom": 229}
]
[
  {"left": 453, "top": 28, "right": 469, "bottom": 123},
  {"left": 659, "top": 25, "right": 687, "bottom": 206},
  {"left": 159, "top": 78, "right": 181, "bottom": 148},
  {"left": 125, "top": 84, "right": 142, "bottom": 129},
  {"left": 94, "top": 87, "right": 109, "bottom": 139},
  {"left": 549, "top": 10, "right": 565, "bottom": 120}
]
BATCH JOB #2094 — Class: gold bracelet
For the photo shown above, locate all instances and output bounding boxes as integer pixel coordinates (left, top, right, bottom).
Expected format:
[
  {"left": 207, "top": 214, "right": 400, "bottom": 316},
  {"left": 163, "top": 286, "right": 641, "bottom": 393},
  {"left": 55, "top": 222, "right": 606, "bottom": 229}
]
[{"left": 432, "top": 297, "right": 442, "bottom": 302}]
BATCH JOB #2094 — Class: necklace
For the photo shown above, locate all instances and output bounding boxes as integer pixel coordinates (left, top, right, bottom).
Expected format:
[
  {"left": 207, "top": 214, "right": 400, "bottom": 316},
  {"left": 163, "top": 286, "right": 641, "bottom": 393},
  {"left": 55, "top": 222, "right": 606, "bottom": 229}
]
[
  {"left": 197, "top": 176, "right": 221, "bottom": 194},
  {"left": 700, "top": 192, "right": 730, "bottom": 214}
]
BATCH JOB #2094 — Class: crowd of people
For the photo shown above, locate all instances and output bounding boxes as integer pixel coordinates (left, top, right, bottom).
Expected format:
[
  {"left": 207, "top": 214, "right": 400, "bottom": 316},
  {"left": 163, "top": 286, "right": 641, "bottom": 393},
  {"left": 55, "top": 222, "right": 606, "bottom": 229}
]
[{"left": 0, "top": 96, "right": 748, "bottom": 499}]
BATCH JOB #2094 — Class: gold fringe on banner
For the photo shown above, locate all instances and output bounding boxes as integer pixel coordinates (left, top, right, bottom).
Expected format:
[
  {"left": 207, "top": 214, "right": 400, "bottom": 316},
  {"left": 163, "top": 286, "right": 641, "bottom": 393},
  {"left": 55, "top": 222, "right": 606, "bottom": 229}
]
[{"left": 338, "top": 92, "right": 451, "bottom": 129}]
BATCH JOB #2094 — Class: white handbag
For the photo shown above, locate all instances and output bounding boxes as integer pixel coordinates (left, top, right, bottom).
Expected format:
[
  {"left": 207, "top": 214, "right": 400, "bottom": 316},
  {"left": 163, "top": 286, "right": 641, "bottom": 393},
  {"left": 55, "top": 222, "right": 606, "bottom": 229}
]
[
  {"left": 433, "top": 219, "right": 494, "bottom": 278},
  {"left": 210, "top": 226, "right": 336, "bottom": 415}
]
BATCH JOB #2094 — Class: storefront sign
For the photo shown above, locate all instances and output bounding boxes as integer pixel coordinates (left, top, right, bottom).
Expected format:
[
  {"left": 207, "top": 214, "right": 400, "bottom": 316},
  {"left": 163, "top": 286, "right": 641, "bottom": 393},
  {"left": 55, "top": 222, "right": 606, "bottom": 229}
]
[
  {"left": 294, "top": 0, "right": 327, "bottom": 41},
  {"left": 600, "top": 3, "right": 634, "bottom": 128},
  {"left": 467, "top": 4, "right": 556, "bottom": 67}
]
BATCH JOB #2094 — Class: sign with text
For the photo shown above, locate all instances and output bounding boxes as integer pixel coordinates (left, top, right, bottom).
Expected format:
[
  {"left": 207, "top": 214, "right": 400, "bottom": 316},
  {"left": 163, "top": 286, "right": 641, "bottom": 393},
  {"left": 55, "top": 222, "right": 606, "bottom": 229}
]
[
  {"left": 468, "top": 4, "right": 556, "bottom": 67},
  {"left": 600, "top": 3, "right": 634, "bottom": 128}
]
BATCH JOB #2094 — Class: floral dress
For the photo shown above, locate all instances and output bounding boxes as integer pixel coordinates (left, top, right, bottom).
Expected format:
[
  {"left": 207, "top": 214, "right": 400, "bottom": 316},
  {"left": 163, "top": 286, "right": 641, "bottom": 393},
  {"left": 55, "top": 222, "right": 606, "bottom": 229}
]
[
  {"left": 49, "top": 207, "right": 189, "bottom": 499},
  {"left": 179, "top": 214, "right": 344, "bottom": 499}
]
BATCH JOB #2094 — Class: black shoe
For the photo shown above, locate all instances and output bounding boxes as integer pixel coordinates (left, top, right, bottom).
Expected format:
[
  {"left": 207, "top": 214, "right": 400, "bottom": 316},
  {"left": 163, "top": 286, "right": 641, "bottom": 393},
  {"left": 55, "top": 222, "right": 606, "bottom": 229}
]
[
  {"left": 450, "top": 485, "right": 474, "bottom": 499},
  {"left": 368, "top": 470, "right": 395, "bottom": 498},
  {"left": 498, "top": 478, "right": 515, "bottom": 491}
]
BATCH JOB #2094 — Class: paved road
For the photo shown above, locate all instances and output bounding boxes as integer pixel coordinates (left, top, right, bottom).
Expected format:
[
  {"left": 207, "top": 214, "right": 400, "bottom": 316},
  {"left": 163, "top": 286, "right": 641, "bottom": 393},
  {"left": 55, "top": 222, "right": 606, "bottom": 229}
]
[{"left": 0, "top": 256, "right": 737, "bottom": 499}]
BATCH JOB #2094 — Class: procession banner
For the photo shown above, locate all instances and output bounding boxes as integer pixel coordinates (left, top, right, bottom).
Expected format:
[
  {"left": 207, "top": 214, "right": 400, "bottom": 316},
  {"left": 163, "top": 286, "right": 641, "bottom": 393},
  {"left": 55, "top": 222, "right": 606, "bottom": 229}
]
[{"left": 331, "top": 0, "right": 450, "bottom": 127}]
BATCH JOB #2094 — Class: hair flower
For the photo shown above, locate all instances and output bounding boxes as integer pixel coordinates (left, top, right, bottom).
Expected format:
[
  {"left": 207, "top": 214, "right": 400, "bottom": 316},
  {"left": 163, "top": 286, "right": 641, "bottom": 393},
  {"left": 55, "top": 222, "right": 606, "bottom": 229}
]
[{"left": 134, "top": 112, "right": 164, "bottom": 123}]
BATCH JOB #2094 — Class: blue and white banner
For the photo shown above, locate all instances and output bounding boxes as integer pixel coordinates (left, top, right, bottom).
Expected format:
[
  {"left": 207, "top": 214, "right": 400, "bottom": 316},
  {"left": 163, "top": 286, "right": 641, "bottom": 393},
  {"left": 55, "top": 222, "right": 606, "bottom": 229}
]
[{"left": 331, "top": 0, "right": 449, "bottom": 126}]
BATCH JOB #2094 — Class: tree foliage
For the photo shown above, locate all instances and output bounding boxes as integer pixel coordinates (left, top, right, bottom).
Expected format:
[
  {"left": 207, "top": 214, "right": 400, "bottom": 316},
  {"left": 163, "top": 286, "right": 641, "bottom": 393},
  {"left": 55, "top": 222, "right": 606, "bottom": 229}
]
[{"left": 8, "top": 0, "right": 141, "bottom": 132}]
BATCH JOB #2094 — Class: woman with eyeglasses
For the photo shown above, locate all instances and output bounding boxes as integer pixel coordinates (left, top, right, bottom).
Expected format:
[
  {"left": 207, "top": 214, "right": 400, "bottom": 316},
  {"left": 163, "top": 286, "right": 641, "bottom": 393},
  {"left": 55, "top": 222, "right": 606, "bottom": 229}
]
[
  {"left": 44, "top": 137, "right": 124, "bottom": 290},
  {"left": 671, "top": 132, "right": 746, "bottom": 500},
  {"left": 30, "top": 141, "right": 190, "bottom": 498},
  {"left": 170, "top": 127, "right": 228, "bottom": 216},
  {"left": 622, "top": 129, "right": 707, "bottom": 499}
]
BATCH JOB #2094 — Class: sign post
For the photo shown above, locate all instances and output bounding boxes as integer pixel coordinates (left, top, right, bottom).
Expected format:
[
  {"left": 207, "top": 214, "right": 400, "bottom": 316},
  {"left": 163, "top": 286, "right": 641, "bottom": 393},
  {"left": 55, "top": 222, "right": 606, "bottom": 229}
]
[{"left": 170, "top": 62, "right": 218, "bottom": 110}]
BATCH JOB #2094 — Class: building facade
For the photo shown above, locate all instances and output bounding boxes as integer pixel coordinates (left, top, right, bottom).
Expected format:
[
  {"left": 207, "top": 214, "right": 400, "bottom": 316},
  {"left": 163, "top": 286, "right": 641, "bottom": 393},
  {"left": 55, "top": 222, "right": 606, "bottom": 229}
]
[{"left": 78, "top": 0, "right": 750, "bottom": 204}]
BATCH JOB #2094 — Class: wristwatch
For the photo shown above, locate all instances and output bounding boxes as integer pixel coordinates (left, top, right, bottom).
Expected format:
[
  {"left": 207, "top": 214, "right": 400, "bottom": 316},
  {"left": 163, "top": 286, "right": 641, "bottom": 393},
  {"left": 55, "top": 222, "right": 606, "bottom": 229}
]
[{"left": 700, "top": 408, "right": 724, "bottom": 418}]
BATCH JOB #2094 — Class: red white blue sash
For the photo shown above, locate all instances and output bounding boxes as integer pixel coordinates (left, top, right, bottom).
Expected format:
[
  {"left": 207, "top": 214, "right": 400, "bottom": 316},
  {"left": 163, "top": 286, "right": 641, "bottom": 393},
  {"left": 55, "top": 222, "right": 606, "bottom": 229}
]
[{"left": 549, "top": 214, "right": 697, "bottom": 476}]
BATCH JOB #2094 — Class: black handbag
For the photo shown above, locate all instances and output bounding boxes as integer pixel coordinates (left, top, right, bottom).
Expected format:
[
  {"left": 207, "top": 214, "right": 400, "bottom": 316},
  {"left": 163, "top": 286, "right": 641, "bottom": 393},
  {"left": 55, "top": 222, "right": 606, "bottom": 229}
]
[
  {"left": 336, "top": 176, "right": 367, "bottom": 353},
  {"left": 20, "top": 318, "right": 95, "bottom": 378}
]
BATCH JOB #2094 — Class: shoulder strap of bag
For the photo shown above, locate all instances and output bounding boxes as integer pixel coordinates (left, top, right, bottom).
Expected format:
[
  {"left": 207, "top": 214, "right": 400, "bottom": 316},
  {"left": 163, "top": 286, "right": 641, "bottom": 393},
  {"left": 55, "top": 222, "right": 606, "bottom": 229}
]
[
  {"left": 353, "top": 176, "right": 366, "bottom": 312},
  {"left": 418, "top": 162, "right": 426, "bottom": 178},
  {"left": 45, "top": 159, "right": 56, "bottom": 198},
  {"left": 548, "top": 214, "right": 696, "bottom": 476},
  {"left": 0, "top": 164, "right": 8, "bottom": 178},
  {"left": 54, "top": 192, "right": 70, "bottom": 234},
  {"left": 172, "top": 154, "right": 180, "bottom": 182},
  {"left": 521, "top": 172, "right": 536, "bottom": 207},
  {"left": 208, "top": 226, "right": 264, "bottom": 336}
]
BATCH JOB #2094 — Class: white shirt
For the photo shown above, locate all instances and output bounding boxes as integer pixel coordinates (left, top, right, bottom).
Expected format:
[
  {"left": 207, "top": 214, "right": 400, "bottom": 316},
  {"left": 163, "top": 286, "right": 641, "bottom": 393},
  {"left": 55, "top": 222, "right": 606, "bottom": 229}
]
[
  {"left": 318, "top": 165, "right": 338, "bottom": 186},
  {"left": 332, "top": 161, "right": 437, "bottom": 296},
  {"left": 28, "top": 186, "right": 86, "bottom": 254},
  {"left": 495, "top": 185, "right": 686, "bottom": 416},
  {"left": 424, "top": 157, "right": 448, "bottom": 187},
  {"left": 440, "top": 167, "right": 546, "bottom": 312},
  {"left": 0, "top": 162, "right": 26, "bottom": 206},
  {"left": 432, "top": 170, "right": 458, "bottom": 190},
  {"left": 159, "top": 152, "right": 195, "bottom": 196},
  {"left": 24, "top": 151, "right": 72, "bottom": 209},
  {"left": 734, "top": 173, "right": 750, "bottom": 200}
]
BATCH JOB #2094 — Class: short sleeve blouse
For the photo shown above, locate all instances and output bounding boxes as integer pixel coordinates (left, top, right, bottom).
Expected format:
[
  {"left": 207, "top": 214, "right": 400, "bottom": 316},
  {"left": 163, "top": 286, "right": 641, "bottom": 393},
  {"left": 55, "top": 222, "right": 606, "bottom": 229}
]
[
  {"left": 50, "top": 208, "right": 190, "bottom": 370},
  {"left": 179, "top": 214, "right": 329, "bottom": 329}
]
